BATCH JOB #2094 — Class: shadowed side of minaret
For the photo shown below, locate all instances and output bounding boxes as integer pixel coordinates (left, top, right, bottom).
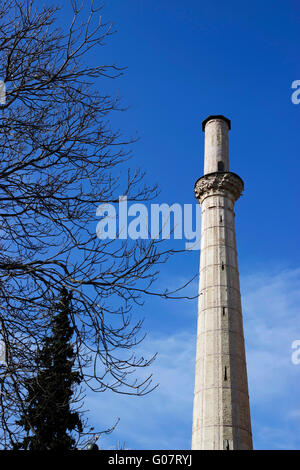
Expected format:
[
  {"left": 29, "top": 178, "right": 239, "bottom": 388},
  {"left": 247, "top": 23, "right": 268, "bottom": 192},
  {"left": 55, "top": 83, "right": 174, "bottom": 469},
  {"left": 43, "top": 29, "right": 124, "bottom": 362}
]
[{"left": 192, "top": 116, "right": 253, "bottom": 450}]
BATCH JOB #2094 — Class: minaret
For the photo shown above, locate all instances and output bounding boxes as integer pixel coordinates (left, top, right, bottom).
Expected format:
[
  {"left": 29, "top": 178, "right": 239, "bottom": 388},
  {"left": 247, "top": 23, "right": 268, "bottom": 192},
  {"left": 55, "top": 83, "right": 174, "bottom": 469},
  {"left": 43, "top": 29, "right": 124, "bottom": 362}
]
[{"left": 192, "top": 116, "right": 253, "bottom": 450}]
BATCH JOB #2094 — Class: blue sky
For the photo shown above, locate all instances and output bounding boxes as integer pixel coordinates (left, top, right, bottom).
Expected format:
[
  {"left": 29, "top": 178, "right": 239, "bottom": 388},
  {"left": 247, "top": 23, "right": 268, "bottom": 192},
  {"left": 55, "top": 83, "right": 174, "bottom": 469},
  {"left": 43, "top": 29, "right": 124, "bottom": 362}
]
[{"left": 54, "top": 0, "right": 300, "bottom": 449}]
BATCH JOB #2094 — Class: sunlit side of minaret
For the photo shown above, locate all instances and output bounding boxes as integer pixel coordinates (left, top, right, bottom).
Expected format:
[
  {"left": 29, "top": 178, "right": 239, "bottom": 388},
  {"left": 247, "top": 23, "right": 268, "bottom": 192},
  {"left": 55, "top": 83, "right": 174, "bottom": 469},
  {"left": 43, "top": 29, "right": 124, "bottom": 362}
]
[{"left": 192, "top": 116, "right": 253, "bottom": 450}]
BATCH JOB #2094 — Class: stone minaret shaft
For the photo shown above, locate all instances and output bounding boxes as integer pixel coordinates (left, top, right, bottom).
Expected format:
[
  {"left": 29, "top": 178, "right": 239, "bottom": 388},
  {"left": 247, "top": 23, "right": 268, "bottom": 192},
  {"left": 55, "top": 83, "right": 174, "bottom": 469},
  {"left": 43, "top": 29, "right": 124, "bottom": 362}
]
[{"left": 192, "top": 116, "right": 252, "bottom": 450}]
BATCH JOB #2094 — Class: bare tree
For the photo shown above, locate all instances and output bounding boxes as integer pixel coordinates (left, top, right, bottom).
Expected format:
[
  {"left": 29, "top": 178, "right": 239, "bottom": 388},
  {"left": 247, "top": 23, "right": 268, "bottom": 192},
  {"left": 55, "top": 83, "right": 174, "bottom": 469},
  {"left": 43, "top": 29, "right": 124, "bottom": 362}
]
[{"left": 0, "top": 0, "right": 193, "bottom": 448}]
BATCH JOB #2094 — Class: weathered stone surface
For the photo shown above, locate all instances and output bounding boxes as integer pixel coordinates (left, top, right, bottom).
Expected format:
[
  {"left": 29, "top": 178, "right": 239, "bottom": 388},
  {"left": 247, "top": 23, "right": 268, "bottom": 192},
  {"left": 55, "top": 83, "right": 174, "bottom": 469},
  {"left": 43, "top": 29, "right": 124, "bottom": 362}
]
[
  {"left": 194, "top": 172, "right": 244, "bottom": 203},
  {"left": 203, "top": 117, "right": 230, "bottom": 174},
  {"left": 192, "top": 116, "right": 253, "bottom": 450}
]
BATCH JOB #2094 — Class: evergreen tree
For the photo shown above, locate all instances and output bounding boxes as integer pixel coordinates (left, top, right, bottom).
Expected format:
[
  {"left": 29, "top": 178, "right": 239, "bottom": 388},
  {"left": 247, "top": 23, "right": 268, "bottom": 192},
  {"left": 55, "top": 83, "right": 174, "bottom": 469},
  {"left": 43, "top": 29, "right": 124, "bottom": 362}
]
[{"left": 16, "top": 288, "right": 83, "bottom": 450}]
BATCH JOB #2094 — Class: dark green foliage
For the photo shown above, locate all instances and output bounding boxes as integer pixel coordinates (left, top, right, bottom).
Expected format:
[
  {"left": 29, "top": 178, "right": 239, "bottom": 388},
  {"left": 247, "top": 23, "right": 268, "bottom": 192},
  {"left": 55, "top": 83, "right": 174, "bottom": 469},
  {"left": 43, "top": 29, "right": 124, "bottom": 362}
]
[{"left": 16, "top": 288, "right": 83, "bottom": 450}]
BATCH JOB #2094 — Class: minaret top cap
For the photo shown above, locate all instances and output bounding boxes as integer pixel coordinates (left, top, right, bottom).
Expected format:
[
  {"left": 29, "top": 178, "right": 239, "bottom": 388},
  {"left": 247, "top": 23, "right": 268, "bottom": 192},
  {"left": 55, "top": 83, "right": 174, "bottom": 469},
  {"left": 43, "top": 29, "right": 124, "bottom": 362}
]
[{"left": 202, "top": 115, "right": 231, "bottom": 131}]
